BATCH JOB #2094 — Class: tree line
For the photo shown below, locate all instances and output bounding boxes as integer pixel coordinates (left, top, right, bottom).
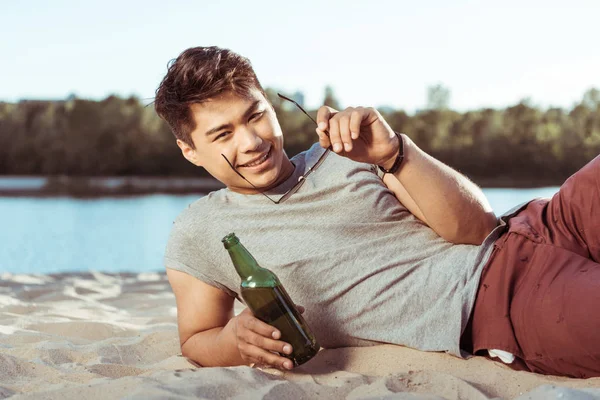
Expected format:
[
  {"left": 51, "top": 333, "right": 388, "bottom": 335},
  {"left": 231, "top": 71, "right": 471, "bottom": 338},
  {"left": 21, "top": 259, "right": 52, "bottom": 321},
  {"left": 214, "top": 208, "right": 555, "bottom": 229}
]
[{"left": 0, "top": 87, "right": 598, "bottom": 187}]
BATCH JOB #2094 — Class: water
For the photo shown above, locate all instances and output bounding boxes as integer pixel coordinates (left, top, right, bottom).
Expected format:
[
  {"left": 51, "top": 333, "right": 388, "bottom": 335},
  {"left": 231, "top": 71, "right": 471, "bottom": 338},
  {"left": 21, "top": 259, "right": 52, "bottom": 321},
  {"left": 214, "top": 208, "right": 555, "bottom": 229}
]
[
  {"left": 0, "top": 188, "right": 559, "bottom": 275},
  {"left": 0, "top": 194, "right": 201, "bottom": 274}
]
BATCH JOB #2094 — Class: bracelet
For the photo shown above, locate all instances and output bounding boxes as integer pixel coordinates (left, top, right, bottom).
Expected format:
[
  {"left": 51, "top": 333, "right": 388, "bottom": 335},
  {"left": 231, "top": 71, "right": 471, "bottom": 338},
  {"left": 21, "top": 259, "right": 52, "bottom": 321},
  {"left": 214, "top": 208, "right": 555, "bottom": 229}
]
[{"left": 378, "top": 131, "right": 404, "bottom": 175}]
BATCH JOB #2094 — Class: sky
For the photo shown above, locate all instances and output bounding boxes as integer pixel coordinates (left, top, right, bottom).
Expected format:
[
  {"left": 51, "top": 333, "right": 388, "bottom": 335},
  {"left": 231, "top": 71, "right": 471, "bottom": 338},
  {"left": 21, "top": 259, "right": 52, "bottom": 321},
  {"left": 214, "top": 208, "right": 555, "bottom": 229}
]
[{"left": 1, "top": 0, "right": 598, "bottom": 113}]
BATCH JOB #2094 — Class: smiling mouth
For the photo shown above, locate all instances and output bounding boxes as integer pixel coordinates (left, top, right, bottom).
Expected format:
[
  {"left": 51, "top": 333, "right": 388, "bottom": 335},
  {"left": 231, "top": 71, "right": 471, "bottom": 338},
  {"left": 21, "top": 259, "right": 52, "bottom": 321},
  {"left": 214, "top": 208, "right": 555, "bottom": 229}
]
[{"left": 239, "top": 147, "right": 272, "bottom": 168}]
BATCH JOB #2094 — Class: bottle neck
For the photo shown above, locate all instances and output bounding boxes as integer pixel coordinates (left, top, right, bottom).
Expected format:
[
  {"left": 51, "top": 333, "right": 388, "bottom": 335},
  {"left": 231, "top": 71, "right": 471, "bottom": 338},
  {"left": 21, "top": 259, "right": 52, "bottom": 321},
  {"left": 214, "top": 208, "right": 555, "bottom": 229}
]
[{"left": 226, "top": 241, "right": 262, "bottom": 280}]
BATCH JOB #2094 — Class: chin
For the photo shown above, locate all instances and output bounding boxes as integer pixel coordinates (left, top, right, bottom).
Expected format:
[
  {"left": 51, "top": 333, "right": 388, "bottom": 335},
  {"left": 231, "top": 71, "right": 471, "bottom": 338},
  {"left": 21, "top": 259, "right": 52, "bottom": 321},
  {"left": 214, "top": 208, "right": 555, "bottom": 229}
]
[{"left": 253, "top": 168, "right": 281, "bottom": 189}]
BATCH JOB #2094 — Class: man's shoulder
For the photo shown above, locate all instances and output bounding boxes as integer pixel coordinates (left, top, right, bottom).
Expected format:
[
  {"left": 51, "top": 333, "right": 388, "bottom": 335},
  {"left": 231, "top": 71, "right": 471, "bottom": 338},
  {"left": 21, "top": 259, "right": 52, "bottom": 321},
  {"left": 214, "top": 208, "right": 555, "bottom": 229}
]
[{"left": 172, "top": 189, "right": 228, "bottom": 229}]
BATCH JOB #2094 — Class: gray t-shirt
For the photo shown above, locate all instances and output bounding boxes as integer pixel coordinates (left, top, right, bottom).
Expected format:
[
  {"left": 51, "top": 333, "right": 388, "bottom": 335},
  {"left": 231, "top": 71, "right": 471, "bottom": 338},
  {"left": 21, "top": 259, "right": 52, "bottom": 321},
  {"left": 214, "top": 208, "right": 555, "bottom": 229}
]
[{"left": 164, "top": 143, "right": 505, "bottom": 357}]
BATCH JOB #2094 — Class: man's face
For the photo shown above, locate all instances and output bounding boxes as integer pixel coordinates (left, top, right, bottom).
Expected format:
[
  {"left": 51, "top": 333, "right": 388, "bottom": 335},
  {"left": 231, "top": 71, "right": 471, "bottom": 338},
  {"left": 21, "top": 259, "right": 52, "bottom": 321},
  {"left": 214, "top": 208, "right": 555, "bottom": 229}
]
[{"left": 177, "top": 89, "right": 292, "bottom": 194}]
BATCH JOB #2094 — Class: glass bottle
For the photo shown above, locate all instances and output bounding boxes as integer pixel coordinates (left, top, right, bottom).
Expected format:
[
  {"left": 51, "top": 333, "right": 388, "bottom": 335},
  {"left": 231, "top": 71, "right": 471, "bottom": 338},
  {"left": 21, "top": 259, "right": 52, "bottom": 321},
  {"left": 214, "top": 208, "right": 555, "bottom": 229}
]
[{"left": 222, "top": 233, "right": 320, "bottom": 367}]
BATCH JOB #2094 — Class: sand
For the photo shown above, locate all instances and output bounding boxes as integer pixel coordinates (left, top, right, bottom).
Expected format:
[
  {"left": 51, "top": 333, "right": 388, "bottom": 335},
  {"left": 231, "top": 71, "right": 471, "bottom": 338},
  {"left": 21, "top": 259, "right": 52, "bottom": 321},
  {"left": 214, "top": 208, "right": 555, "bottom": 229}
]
[{"left": 1, "top": 272, "right": 599, "bottom": 399}]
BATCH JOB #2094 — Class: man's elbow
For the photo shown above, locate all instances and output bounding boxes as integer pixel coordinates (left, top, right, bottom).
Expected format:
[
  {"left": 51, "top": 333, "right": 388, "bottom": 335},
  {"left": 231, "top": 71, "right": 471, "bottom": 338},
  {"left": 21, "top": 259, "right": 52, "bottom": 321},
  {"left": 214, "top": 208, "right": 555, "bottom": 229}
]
[
  {"left": 447, "top": 213, "right": 498, "bottom": 245},
  {"left": 180, "top": 339, "right": 193, "bottom": 360},
  {"left": 467, "top": 213, "right": 498, "bottom": 245},
  {"left": 180, "top": 335, "right": 204, "bottom": 366},
  {"left": 478, "top": 212, "right": 500, "bottom": 241}
]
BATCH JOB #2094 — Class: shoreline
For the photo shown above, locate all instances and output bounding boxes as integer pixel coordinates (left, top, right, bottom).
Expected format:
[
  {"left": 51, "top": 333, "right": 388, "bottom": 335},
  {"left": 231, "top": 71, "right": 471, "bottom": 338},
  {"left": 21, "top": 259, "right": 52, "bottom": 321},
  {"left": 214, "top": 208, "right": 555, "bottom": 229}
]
[
  {"left": 0, "top": 175, "right": 561, "bottom": 197},
  {"left": 0, "top": 176, "right": 224, "bottom": 197}
]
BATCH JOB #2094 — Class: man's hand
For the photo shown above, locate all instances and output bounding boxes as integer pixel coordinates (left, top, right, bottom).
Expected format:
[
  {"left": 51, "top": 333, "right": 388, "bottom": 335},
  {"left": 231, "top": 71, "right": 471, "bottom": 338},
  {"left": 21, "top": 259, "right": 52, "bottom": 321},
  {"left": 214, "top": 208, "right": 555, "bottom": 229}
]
[
  {"left": 232, "top": 306, "right": 305, "bottom": 370},
  {"left": 314, "top": 104, "right": 497, "bottom": 245},
  {"left": 315, "top": 106, "right": 400, "bottom": 170}
]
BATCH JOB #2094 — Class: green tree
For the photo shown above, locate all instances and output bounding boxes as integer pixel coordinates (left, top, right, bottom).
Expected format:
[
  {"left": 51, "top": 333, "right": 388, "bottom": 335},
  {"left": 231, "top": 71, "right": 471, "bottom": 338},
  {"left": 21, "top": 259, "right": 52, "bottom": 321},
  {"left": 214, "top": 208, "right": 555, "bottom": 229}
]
[
  {"left": 323, "top": 86, "right": 341, "bottom": 110},
  {"left": 1, "top": 87, "right": 599, "bottom": 188},
  {"left": 426, "top": 83, "right": 451, "bottom": 110}
]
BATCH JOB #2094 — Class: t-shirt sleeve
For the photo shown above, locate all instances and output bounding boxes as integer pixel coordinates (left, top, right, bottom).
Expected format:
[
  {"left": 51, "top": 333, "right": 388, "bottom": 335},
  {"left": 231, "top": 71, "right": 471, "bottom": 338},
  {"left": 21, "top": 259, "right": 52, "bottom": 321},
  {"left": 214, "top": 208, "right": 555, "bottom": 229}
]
[
  {"left": 163, "top": 216, "right": 237, "bottom": 298},
  {"left": 373, "top": 164, "right": 385, "bottom": 179}
]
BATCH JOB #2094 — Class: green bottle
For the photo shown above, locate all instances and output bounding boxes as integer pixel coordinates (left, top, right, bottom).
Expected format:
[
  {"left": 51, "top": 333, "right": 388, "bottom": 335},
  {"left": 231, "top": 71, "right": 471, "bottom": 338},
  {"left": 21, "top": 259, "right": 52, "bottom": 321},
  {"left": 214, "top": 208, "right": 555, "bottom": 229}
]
[{"left": 222, "top": 233, "right": 320, "bottom": 367}]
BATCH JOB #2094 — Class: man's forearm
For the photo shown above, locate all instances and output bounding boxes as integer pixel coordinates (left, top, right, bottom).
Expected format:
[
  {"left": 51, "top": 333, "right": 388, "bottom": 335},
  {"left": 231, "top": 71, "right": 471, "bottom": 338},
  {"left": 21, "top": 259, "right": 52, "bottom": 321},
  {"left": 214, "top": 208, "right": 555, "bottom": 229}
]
[
  {"left": 181, "top": 320, "right": 246, "bottom": 367},
  {"left": 392, "top": 134, "right": 498, "bottom": 244}
]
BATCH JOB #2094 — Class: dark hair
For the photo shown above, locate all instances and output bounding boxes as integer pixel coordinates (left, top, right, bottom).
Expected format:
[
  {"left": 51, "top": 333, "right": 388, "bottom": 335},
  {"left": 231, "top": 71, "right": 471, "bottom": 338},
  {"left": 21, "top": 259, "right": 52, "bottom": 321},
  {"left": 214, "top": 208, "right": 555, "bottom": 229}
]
[{"left": 154, "top": 46, "right": 266, "bottom": 148}]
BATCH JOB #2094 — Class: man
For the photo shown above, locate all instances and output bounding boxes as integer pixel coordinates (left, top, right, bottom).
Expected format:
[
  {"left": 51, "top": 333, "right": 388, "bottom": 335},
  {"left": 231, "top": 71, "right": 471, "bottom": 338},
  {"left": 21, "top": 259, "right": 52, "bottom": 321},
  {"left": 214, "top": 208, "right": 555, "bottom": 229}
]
[{"left": 155, "top": 46, "right": 599, "bottom": 378}]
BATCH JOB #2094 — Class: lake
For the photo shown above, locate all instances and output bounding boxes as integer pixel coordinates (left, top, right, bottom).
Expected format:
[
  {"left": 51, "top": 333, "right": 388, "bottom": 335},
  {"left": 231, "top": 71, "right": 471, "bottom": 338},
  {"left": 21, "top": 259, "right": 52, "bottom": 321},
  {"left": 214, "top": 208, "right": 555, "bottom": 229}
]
[{"left": 0, "top": 188, "right": 560, "bottom": 275}]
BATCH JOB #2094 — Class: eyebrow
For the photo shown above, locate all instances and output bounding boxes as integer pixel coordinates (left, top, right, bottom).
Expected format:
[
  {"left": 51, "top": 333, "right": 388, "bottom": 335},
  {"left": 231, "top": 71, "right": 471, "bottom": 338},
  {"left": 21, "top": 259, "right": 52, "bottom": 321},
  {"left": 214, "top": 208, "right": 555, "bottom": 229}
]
[{"left": 203, "top": 100, "right": 262, "bottom": 137}]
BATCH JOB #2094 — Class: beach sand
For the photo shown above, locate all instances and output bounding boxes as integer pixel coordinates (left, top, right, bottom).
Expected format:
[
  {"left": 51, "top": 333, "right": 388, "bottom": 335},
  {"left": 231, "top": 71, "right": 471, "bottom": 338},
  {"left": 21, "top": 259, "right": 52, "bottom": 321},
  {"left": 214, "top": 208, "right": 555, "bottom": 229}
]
[{"left": 1, "top": 272, "right": 599, "bottom": 399}]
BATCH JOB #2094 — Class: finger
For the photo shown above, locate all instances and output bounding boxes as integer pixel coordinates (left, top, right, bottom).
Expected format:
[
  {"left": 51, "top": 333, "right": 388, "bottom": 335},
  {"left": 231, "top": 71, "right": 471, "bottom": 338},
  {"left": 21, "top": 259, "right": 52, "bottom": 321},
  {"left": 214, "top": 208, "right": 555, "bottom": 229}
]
[
  {"left": 328, "top": 115, "right": 343, "bottom": 153},
  {"left": 242, "top": 313, "right": 281, "bottom": 340},
  {"left": 349, "top": 108, "right": 364, "bottom": 140},
  {"left": 295, "top": 304, "right": 305, "bottom": 314},
  {"left": 241, "top": 343, "right": 294, "bottom": 370},
  {"left": 316, "top": 106, "right": 337, "bottom": 133},
  {"left": 339, "top": 110, "right": 353, "bottom": 152},
  {"left": 315, "top": 127, "right": 331, "bottom": 149},
  {"left": 244, "top": 329, "right": 293, "bottom": 355}
]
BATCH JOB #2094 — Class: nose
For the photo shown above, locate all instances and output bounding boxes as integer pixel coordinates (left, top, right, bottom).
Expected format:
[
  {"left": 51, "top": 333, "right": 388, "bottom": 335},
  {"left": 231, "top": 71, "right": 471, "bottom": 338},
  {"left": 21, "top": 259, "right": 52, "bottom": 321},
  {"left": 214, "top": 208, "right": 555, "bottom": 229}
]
[{"left": 236, "top": 126, "right": 263, "bottom": 153}]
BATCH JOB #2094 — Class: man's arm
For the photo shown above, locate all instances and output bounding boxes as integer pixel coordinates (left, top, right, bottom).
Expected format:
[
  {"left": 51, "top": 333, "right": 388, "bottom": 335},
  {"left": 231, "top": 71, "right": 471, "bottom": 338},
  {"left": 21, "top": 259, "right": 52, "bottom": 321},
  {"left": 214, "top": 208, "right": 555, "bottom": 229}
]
[
  {"left": 381, "top": 134, "right": 498, "bottom": 245},
  {"left": 166, "top": 268, "right": 295, "bottom": 369},
  {"left": 313, "top": 105, "right": 497, "bottom": 245},
  {"left": 167, "top": 267, "right": 242, "bottom": 366}
]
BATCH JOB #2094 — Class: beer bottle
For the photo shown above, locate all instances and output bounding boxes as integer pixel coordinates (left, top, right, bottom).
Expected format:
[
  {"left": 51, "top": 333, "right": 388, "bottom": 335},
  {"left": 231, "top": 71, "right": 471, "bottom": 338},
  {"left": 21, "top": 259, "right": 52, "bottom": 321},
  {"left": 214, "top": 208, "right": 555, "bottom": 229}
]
[{"left": 222, "top": 233, "right": 320, "bottom": 367}]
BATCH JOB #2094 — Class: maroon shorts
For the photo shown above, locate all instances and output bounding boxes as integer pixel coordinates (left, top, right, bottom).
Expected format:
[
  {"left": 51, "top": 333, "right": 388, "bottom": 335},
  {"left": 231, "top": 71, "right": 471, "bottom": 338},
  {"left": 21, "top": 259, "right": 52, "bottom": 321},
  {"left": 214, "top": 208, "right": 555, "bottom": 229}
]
[{"left": 462, "top": 155, "right": 600, "bottom": 378}]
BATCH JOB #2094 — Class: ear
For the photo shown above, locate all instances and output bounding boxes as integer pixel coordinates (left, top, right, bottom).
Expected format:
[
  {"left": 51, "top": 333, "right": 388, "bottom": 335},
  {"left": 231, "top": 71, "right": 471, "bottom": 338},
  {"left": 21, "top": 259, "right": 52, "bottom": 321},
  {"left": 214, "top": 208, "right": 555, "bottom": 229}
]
[{"left": 176, "top": 139, "right": 203, "bottom": 167}]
